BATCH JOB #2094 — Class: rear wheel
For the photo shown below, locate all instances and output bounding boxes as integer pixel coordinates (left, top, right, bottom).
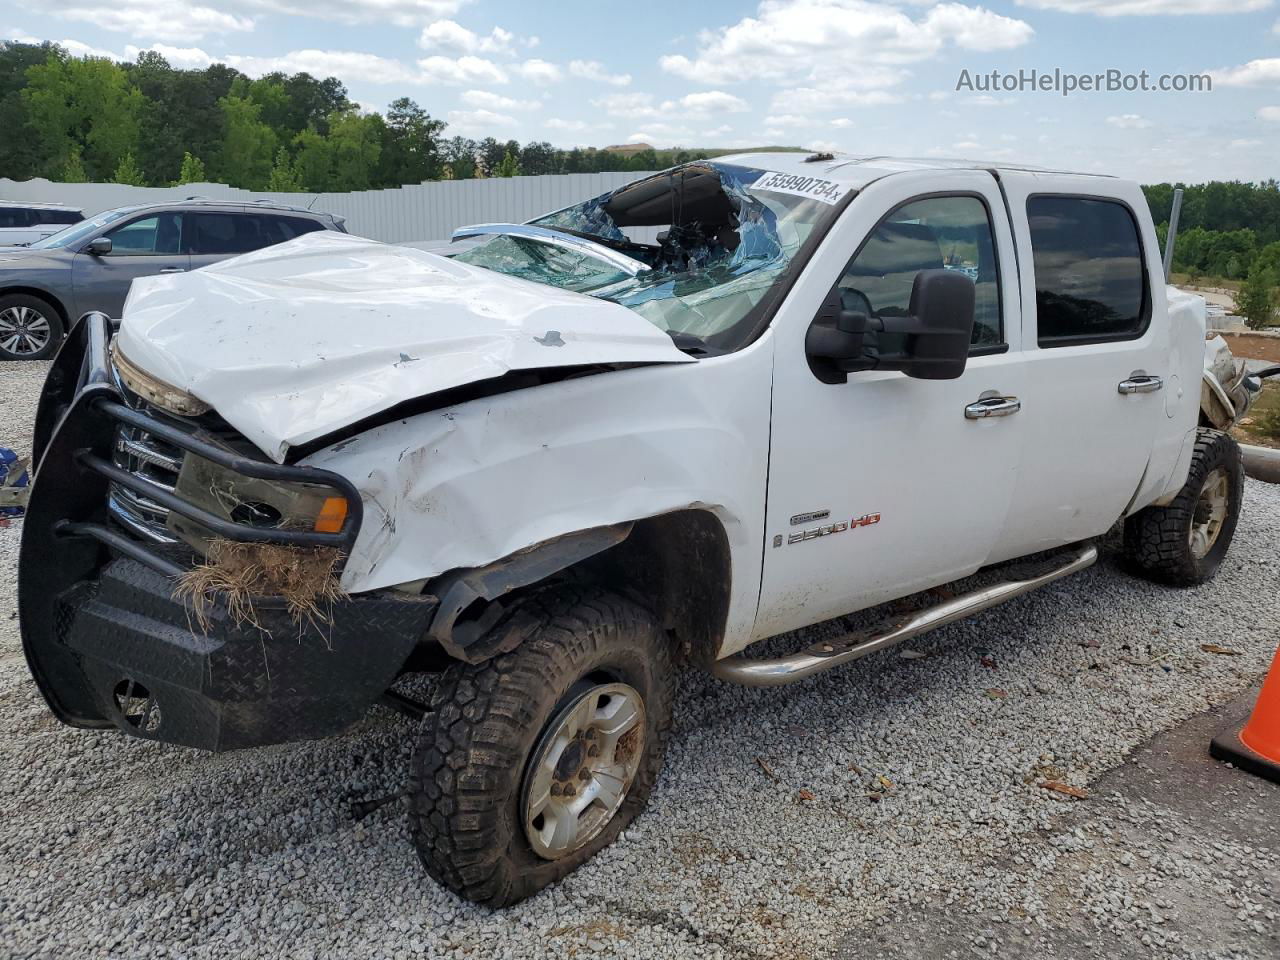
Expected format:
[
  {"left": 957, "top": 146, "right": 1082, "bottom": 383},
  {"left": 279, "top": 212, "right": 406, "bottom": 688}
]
[
  {"left": 1124, "top": 428, "right": 1244, "bottom": 586},
  {"left": 408, "top": 587, "right": 674, "bottom": 907},
  {"left": 0, "top": 293, "right": 63, "bottom": 361}
]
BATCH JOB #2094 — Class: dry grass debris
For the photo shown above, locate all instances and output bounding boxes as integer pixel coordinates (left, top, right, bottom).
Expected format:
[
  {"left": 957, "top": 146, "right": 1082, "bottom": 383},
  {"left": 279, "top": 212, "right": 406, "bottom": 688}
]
[{"left": 174, "top": 539, "right": 345, "bottom": 635}]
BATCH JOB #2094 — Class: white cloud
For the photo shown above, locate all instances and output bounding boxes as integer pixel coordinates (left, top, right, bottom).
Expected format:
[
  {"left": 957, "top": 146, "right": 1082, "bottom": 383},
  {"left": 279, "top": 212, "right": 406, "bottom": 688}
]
[
  {"left": 124, "top": 43, "right": 218, "bottom": 69},
  {"left": 964, "top": 94, "right": 1015, "bottom": 107},
  {"left": 417, "top": 54, "right": 508, "bottom": 85},
  {"left": 31, "top": 0, "right": 254, "bottom": 41},
  {"left": 460, "top": 89, "right": 540, "bottom": 111},
  {"left": 1212, "top": 58, "right": 1280, "bottom": 87},
  {"left": 660, "top": 0, "right": 1032, "bottom": 85},
  {"left": 763, "top": 113, "right": 810, "bottom": 127},
  {"left": 675, "top": 91, "right": 749, "bottom": 112},
  {"left": 447, "top": 107, "right": 517, "bottom": 132},
  {"left": 830, "top": 117, "right": 854, "bottom": 127},
  {"left": 227, "top": 49, "right": 424, "bottom": 85},
  {"left": 771, "top": 85, "right": 902, "bottom": 113},
  {"left": 1106, "top": 114, "right": 1153, "bottom": 129},
  {"left": 1016, "top": 0, "right": 1268, "bottom": 14},
  {"left": 243, "top": 0, "right": 469, "bottom": 27},
  {"left": 60, "top": 38, "right": 128, "bottom": 60},
  {"left": 418, "top": 20, "right": 518, "bottom": 55},
  {"left": 568, "top": 60, "right": 631, "bottom": 86},
  {"left": 515, "top": 59, "right": 562, "bottom": 84},
  {"left": 592, "top": 92, "right": 661, "bottom": 119},
  {"left": 545, "top": 118, "right": 589, "bottom": 131},
  {"left": 1260, "top": 106, "right": 1280, "bottom": 123},
  {"left": 1230, "top": 138, "right": 1262, "bottom": 148}
]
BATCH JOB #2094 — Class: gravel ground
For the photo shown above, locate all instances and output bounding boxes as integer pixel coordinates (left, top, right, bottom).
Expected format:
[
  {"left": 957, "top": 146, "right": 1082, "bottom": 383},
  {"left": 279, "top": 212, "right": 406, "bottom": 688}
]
[{"left": 1, "top": 358, "right": 1278, "bottom": 960}]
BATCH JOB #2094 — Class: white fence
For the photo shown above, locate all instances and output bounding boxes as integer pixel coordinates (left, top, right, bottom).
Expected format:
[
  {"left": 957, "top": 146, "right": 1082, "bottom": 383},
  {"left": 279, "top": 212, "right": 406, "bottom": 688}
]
[{"left": 0, "top": 172, "right": 658, "bottom": 244}]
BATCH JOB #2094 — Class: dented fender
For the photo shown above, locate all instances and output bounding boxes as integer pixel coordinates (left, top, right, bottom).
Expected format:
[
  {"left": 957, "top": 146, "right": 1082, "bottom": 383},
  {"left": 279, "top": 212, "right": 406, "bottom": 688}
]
[{"left": 304, "top": 339, "right": 776, "bottom": 656}]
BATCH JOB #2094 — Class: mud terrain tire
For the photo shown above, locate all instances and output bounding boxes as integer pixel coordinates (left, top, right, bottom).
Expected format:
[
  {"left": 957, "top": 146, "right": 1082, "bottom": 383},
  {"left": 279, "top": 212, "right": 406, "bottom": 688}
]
[
  {"left": 1124, "top": 428, "right": 1244, "bottom": 586},
  {"left": 408, "top": 587, "right": 674, "bottom": 907}
]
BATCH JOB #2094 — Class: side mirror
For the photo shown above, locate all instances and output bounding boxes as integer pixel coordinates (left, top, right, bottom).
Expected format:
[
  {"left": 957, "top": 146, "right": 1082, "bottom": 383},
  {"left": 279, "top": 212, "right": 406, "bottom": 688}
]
[
  {"left": 86, "top": 236, "right": 112, "bottom": 256},
  {"left": 805, "top": 269, "right": 976, "bottom": 383}
]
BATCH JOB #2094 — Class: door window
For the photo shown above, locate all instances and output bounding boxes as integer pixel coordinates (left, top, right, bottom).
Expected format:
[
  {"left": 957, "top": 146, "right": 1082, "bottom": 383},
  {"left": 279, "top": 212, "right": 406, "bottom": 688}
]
[
  {"left": 0, "top": 208, "right": 32, "bottom": 228},
  {"left": 838, "top": 195, "right": 1003, "bottom": 350},
  {"left": 105, "top": 213, "right": 183, "bottom": 255},
  {"left": 1027, "top": 196, "right": 1148, "bottom": 345}
]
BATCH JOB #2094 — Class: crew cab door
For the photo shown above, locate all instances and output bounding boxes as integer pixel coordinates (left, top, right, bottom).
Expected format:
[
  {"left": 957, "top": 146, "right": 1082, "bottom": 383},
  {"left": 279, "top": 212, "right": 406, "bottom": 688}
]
[
  {"left": 987, "top": 173, "right": 1168, "bottom": 561},
  {"left": 754, "top": 171, "right": 1025, "bottom": 641},
  {"left": 71, "top": 211, "right": 188, "bottom": 317}
]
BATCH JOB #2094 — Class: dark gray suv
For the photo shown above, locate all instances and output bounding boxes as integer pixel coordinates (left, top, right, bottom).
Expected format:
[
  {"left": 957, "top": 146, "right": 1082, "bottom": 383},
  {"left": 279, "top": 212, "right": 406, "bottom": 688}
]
[{"left": 0, "top": 199, "right": 346, "bottom": 360}]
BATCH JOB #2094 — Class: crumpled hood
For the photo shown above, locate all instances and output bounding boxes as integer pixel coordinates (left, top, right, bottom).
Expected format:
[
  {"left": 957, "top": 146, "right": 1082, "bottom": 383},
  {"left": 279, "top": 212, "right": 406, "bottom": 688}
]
[{"left": 117, "top": 231, "right": 693, "bottom": 461}]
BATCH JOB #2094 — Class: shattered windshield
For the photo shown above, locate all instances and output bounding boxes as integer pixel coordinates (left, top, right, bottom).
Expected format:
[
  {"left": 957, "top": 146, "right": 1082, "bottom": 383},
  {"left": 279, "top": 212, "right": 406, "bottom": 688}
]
[{"left": 451, "top": 162, "right": 850, "bottom": 352}]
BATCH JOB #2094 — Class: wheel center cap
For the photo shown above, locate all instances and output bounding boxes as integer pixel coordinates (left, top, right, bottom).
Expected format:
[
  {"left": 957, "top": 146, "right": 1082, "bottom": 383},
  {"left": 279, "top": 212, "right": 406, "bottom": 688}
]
[{"left": 554, "top": 739, "right": 585, "bottom": 781}]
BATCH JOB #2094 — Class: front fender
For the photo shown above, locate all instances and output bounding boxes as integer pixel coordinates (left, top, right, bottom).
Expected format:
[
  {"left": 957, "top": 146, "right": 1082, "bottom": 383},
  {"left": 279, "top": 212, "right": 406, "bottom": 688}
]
[{"left": 305, "top": 342, "right": 774, "bottom": 652}]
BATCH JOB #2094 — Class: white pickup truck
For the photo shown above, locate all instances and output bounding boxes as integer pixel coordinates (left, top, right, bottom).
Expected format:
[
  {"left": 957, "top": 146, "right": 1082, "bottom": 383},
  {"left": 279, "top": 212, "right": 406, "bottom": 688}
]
[{"left": 19, "top": 154, "right": 1260, "bottom": 906}]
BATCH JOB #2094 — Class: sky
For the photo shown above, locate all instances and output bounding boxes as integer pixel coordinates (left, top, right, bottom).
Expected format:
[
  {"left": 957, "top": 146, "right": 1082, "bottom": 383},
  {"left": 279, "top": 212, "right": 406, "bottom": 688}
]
[{"left": 7, "top": 0, "right": 1280, "bottom": 183}]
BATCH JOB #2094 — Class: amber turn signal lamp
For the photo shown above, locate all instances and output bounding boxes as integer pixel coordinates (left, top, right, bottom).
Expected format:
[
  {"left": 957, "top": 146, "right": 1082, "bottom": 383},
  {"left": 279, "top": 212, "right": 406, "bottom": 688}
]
[{"left": 314, "top": 496, "right": 349, "bottom": 533}]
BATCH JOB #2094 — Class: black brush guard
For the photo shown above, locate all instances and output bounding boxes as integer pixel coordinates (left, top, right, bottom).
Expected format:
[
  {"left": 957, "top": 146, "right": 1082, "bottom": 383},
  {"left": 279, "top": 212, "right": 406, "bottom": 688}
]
[{"left": 19, "top": 313, "right": 438, "bottom": 750}]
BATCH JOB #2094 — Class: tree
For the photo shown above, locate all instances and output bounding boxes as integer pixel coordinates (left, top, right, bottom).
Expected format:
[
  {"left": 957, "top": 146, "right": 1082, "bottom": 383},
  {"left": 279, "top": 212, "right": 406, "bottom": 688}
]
[
  {"left": 293, "top": 128, "right": 333, "bottom": 192},
  {"left": 176, "top": 151, "right": 206, "bottom": 184},
  {"left": 113, "top": 152, "right": 146, "bottom": 186},
  {"left": 266, "top": 147, "right": 302, "bottom": 191},
  {"left": 519, "top": 140, "right": 558, "bottom": 176},
  {"left": 379, "top": 97, "right": 445, "bottom": 185},
  {"left": 62, "top": 145, "right": 87, "bottom": 183},
  {"left": 1238, "top": 267, "right": 1278, "bottom": 330},
  {"left": 495, "top": 148, "right": 521, "bottom": 178},
  {"left": 22, "top": 53, "right": 143, "bottom": 180},
  {"left": 215, "top": 94, "right": 276, "bottom": 189},
  {"left": 327, "top": 109, "right": 383, "bottom": 190},
  {"left": 0, "top": 41, "right": 59, "bottom": 180}
]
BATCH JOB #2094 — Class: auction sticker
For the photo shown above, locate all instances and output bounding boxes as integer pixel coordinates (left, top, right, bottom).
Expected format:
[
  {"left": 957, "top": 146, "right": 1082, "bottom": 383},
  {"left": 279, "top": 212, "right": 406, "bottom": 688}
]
[{"left": 749, "top": 171, "right": 850, "bottom": 205}]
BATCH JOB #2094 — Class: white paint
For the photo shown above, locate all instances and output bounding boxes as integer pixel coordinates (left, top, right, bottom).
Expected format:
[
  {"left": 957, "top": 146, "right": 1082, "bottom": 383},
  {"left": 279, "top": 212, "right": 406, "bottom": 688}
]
[
  {"left": 117, "top": 231, "right": 693, "bottom": 461},
  {"left": 306, "top": 342, "right": 775, "bottom": 653},
  {"left": 754, "top": 169, "right": 1028, "bottom": 639}
]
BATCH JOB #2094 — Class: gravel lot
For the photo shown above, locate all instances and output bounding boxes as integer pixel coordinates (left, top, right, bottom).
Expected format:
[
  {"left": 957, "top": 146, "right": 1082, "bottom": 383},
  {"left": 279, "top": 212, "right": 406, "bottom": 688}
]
[{"left": 2, "top": 358, "right": 1278, "bottom": 959}]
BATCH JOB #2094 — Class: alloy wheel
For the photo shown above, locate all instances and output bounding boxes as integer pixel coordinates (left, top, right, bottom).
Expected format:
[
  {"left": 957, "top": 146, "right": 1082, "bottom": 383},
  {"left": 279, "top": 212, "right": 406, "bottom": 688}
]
[
  {"left": 0, "top": 305, "right": 52, "bottom": 357},
  {"left": 521, "top": 681, "right": 646, "bottom": 860}
]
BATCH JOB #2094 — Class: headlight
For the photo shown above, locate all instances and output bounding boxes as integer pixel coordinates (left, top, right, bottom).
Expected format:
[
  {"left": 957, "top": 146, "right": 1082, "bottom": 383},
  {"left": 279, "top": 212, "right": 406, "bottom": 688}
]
[
  {"left": 168, "top": 452, "right": 349, "bottom": 551},
  {"left": 111, "top": 342, "right": 211, "bottom": 417}
]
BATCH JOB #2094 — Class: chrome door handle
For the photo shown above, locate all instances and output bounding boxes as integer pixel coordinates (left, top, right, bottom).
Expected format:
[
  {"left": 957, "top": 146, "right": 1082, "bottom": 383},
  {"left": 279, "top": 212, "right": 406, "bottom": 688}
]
[
  {"left": 965, "top": 396, "right": 1021, "bottom": 419},
  {"left": 159, "top": 267, "right": 186, "bottom": 273},
  {"left": 1118, "top": 375, "right": 1163, "bottom": 395}
]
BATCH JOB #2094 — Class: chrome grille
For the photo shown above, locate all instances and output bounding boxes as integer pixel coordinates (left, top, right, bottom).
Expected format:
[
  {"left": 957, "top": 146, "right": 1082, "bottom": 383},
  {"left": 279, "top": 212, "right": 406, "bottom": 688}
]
[{"left": 107, "top": 420, "right": 185, "bottom": 543}]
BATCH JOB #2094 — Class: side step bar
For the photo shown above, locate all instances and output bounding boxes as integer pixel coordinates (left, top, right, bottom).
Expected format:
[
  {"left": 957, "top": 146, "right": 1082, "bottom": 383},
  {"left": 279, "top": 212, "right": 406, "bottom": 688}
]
[{"left": 712, "top": 543, "right": 1098, "bottom": 687}]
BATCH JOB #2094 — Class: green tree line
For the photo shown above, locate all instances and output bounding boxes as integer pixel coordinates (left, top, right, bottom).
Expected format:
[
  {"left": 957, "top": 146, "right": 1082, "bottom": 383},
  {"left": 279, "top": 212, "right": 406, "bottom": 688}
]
[
  {"left": 1145, "top": 182, "right": 1280, "bottom": 328},
  {"left": 0, "top": 41, "right": 732, "bottom": 191}
]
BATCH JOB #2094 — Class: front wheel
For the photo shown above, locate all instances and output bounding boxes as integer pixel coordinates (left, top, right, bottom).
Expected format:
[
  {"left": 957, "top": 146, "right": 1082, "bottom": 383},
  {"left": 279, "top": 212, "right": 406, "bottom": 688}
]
[
  {"left": 0, "top": 293, "right": 63, "bottom": 361},
  {"left": 408, "top": 587, "right": 674, "bottom": 907},
  {"left": 1124, "top": 428, "right": 1244, "bottom": 586}
]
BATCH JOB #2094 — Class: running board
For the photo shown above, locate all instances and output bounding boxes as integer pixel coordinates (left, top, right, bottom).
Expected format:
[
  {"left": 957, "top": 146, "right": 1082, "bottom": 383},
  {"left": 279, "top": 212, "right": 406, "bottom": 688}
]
[{"left": 712, "top": 543, "right": 1098, "bottom": 687}]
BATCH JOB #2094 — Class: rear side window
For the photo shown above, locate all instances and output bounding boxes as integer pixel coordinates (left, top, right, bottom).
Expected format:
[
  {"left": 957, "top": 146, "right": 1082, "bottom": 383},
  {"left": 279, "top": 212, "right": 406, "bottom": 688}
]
[
  {"left": 189, "top": 213, "right": 266, "bottom": 255},
  {"left": 259, "top": 214, "right": 326, "bottom": 245},
  {"left": 1027, "top": 196, "right": 1148, "bottom": 345},
  {"left": 38, "top": 209, "right": 82, "bottom": 225},
  {"left": 0, "top": 208, "right": 31, "bottom": 228}
]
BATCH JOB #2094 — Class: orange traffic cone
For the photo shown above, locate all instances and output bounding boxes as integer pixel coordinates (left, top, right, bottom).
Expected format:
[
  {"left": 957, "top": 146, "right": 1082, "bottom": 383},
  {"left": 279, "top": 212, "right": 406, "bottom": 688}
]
[{"left": 1210, "top": 644, "right": 1280, "bottom": 783}]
